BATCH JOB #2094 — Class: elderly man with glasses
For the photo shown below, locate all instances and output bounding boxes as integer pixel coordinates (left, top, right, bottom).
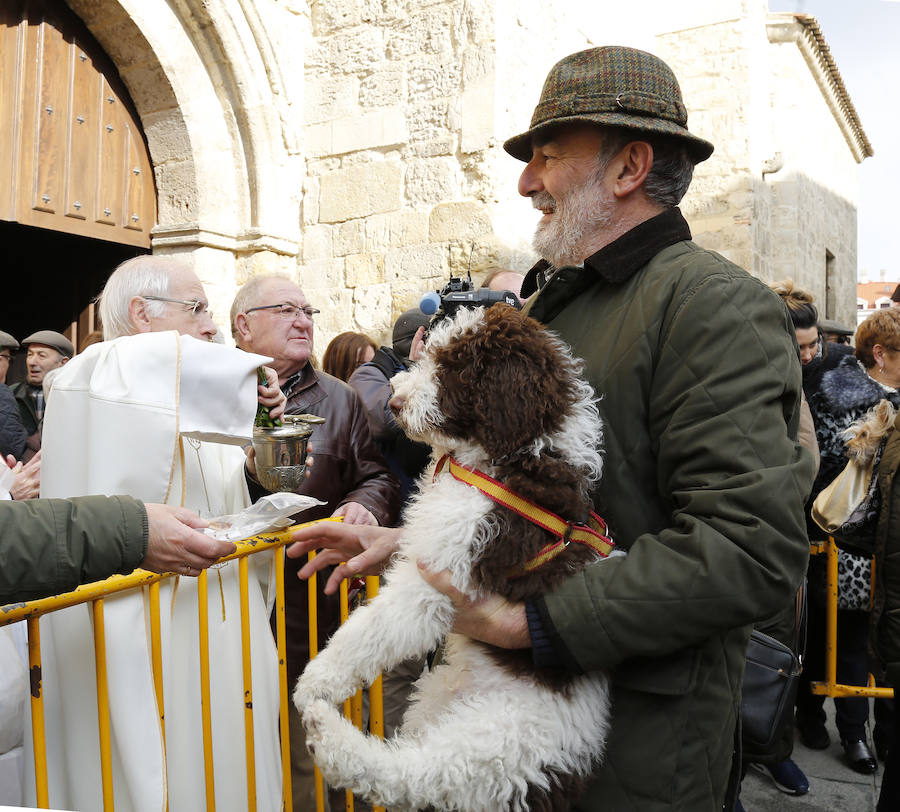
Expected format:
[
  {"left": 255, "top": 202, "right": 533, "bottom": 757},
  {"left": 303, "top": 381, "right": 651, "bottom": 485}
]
[
  {"left": 232, "top": 274, "right": 400, "bottom": 811},
  {"left": 28, "top": 255, "right": 287, "bottom": 812}
]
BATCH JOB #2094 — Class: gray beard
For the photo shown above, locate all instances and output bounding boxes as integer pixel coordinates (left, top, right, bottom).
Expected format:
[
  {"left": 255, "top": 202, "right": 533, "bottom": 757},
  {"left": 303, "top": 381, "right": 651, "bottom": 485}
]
[{"left": 531, "top": 174, "right": 615, "bottom": 268}]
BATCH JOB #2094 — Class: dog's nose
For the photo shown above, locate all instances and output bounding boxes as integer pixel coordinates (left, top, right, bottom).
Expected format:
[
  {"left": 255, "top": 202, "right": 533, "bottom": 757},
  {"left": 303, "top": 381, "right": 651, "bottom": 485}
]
[{"left": 388, "top": 393, "right": 405, "bottom": 413}]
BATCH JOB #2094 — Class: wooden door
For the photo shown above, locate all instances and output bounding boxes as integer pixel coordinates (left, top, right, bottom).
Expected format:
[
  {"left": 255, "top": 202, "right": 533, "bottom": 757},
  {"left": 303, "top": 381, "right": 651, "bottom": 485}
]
[{"left": 0, "top": 0, "right": 155, "bottom": 248}]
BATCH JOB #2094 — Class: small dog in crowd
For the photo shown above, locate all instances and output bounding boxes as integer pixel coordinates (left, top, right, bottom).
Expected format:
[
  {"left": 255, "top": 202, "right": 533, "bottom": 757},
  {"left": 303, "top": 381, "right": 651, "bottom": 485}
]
[{"left": 294, "top": 305, "right": 615, "bottom": 811}]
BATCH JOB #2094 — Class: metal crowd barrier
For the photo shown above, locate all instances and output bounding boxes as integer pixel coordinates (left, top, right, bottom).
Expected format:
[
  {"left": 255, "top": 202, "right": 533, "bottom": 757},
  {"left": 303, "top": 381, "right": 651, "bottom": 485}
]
[
  {"left": 808, "top": 537, "right": 894, "bottom": 700},
  {"left": 0, "top": 520, "right": 386, "bottom": 812}
]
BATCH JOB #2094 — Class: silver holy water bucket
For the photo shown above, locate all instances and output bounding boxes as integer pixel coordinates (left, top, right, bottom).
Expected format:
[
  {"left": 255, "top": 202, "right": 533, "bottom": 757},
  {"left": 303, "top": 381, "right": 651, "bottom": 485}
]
[{"left": 252, "top": 413, "right": 326, "bottom": 492}]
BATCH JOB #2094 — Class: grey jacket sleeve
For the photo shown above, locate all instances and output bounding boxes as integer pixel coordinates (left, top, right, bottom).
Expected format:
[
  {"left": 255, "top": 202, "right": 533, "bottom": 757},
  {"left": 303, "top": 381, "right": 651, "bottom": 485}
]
[
  {"left": 0, "top": 494, "right": 148, "bottom": 604},
  {"left": 0, "top": 384, "right": 27, "bottom": 460},
  {"left": 348, "top": 363, "right": 396, "bottom": 441}
]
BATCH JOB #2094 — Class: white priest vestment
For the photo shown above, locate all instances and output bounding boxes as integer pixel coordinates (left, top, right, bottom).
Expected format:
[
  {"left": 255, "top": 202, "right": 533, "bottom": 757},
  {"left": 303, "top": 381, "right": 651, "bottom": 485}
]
[{"left": 27, "top": 331, "right": 282, "bottom": 812}]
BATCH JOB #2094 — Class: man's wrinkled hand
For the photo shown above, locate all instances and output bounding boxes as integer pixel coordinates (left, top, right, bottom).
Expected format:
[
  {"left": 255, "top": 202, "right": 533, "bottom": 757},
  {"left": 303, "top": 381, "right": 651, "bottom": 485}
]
[
  {"left": 409, "top": 325, "right": 426, "bottom": 362},
  {"left": 141, "top": 503, "right": 236, "bottom": 575},
  {"left": 286, "top": 522, "right": 401, "bottom": 594},
  {"left": 8, "top": 451, "right": 41, "bottom": 501},
  {"left": 416, "top": 561, "right": 531, "bottom": 649},
  {"left": 258, "top": 365, "right": 286, "bottom": 420},
  {"left": 332, "top": 501, "right": 378, "bottom": 526}
]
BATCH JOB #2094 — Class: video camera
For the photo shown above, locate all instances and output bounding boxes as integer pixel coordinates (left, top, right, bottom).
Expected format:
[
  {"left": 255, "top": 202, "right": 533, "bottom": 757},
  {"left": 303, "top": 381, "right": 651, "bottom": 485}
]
[{"left": 420, "top": 273, "right": 521, "bottom": 324}]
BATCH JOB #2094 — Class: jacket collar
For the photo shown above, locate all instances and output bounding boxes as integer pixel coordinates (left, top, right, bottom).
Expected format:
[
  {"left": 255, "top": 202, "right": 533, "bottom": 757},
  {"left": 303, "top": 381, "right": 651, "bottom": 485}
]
[
  {"left": 282, "top": 363, "right": 318, "bottom": 400},
  {"left": 521, "top": 207, "right": 691, "bottom": 299}
]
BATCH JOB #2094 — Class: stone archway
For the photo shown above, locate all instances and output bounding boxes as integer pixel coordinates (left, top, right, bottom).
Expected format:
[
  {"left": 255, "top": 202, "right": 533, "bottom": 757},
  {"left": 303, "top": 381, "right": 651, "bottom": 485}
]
[{"left": 61, "top": 0, "right": 307, "bottom": 320}]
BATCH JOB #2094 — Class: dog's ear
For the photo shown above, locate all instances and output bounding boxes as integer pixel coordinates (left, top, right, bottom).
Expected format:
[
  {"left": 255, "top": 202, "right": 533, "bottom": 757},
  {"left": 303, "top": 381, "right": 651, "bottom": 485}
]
[{"left": 435, "top": 307, "right": 577, "bottom": 458}]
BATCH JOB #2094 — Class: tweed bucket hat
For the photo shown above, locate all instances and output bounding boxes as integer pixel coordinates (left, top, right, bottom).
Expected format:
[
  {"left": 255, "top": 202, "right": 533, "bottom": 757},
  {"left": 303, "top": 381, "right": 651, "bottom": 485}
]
[{"left": 504, "top": 46, "right": 714, "bottom": 164}]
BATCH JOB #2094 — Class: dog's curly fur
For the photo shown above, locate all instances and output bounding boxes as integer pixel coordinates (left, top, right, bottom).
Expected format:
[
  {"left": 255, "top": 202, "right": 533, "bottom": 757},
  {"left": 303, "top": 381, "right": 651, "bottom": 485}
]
[{"left": 294, "top": 306, "right": 612, "bottom": 811}]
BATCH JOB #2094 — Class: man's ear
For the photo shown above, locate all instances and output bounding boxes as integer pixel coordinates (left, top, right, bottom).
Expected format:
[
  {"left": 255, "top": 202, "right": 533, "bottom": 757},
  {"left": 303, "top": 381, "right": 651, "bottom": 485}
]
[
  {"left": 59, "top": 356, "right": 69, "bottom": 367},
  {"left": 612, "top": 141, "right": 654, "bottom": 199},
  {"left": 233, "top": 312, "right": 251, "bottom": 347},
  {"left": 128, "top": 296, "right": 152, "bottom": 333}
]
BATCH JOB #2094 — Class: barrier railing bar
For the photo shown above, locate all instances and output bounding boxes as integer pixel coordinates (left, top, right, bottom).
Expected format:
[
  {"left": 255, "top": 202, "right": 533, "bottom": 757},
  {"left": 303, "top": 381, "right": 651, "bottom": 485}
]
[
  {"left": 808, "top": 537, "right": 895, "bottom": 700},
  {"left": 92, "top": 599, "right": 115, "bottom": 810},
  {"left": 365, "top": 576, "right": 386, "bottom": 812},
  {"left": 339, "top": 578, "right": 355, "bottom": 812},
  {"left": 238, "top": 557, "right": 258, "bottom": 812},
  {"left": 148, "top": 582, "right": 167, "bottom": 763},
  {"left": 0, "top": 520, "right": 342, "bottom": 811},
  {"left": 0, "top": 525, "right": 334, "bottom": 626},
  {"left": 274, "top": 549, "right": 293, "bottom": 811},
  {"left": 307, "top": 552, "right": 325, "bottom": 812},
  {"left": 197, "top": 569, "right": 217, "bottom": 811},
  {"left": 27, "top": 616, "right": 49, "bottom": 808}
]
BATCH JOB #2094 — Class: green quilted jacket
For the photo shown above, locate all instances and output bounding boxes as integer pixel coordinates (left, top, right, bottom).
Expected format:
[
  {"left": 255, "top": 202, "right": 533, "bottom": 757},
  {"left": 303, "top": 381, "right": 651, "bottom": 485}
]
[
  {"left": 526, "top": 209, "right": 814, "bottom": 811},
  {"left": 0, "top": 494, "right": 147, "bottom": 604}
]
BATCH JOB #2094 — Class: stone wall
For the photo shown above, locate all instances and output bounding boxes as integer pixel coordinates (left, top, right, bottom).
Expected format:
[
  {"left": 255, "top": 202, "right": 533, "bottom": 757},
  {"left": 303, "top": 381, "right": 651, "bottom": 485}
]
[
  {"left": 299, "top": 0, "right": 508, "bottom": 349},
  {"left": 657, "top": 12, "right": 760, "bottom": 274},
  {"left": 765, "top": 17, "right": 859, "bottom": 325},
  {"left": 655, "top": 4, "right": 861, "bottom": 325}
]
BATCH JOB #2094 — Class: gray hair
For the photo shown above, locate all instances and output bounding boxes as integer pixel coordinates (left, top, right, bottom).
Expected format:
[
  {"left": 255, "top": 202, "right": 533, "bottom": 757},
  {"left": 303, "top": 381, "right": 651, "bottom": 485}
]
[
  {"left": 230, "top": 274, "right": 295, "bottom": 342},
  {"left": 597, "top": 128, "right": 695, "bottom": 207},
  {"left": 98, "top": 255, "right": 180, "bottom": 339}
]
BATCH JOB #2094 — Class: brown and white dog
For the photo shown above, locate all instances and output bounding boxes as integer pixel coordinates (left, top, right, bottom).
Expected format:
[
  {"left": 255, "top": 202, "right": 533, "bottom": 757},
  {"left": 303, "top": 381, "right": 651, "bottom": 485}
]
[{"left": 294, "top": 305, "right": 614, "bottom": 811}]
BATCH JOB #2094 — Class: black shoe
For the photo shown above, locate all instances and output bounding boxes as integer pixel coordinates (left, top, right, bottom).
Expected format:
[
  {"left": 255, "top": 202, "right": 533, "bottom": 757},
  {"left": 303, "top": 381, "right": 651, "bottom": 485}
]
[
  {"left": 797, "top": 714, "right": 831, "bottom": 750},
  {"left": 842, "top": 738, "right": 878, "bottom": 774},
  {"left": 764, "top": 759, "right": 810, "bottom": 795}
]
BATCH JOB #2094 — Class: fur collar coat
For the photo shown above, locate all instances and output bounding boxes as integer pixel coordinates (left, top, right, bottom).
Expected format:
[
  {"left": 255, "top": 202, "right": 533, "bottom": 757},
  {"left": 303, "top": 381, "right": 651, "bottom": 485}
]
[{"left": 809, "top": 355, "right": 900, "bottom": 502}]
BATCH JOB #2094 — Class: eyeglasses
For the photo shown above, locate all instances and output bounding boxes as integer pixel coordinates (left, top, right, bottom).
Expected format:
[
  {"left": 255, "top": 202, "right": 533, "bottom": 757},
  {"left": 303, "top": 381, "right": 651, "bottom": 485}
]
[
  {"left": 0, "top": 353, "right": 10, "bottom": 362},
  {"left": 244, "top": 303, "right": 320, "bottom": 320},
  {"left": 142, "top": 295, "right": 212, "bottom": 317}
]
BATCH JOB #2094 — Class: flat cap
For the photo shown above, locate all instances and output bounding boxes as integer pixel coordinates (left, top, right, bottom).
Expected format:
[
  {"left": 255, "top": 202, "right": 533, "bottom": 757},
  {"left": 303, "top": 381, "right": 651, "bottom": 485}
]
[
  {"left": 818, "top": 318, "right": 855, "bottom": 336},
  {"left": 0, "top": 331, "right": 18, "bottom": 351},
  {"left": 22, "top": 330, "right": 75, "bottom": 358}
]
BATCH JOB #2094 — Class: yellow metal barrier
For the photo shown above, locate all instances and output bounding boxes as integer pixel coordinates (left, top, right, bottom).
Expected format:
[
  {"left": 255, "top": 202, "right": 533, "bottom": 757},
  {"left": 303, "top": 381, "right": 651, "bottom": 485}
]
[
  {"left": 808, "top": 538, "right": 894, "bottom": 700},
  {"left": 0, "top": 520, "right": 386, "bottom": 811}
]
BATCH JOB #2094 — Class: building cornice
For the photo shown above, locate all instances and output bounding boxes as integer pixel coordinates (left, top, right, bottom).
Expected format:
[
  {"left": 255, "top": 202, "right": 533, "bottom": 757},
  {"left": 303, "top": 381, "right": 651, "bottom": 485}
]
[
  {"left": 767, "top": 12, "right": 873, "bottom": 163},
  {"left": 151, "top": 223, "right": 300, "bottom": 256}
]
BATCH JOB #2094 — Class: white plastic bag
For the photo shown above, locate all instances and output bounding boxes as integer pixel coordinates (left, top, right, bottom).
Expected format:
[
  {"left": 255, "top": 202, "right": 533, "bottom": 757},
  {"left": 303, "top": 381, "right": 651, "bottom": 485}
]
[{"left": 203, "top": 492, "right": 325, "bottom": 541}]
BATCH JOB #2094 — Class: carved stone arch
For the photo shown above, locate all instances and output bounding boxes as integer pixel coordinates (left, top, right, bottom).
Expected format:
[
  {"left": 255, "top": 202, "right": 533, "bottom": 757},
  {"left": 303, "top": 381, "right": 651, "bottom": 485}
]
[{"left": 63, "top": 0, "right": 303, "bottom": 313}]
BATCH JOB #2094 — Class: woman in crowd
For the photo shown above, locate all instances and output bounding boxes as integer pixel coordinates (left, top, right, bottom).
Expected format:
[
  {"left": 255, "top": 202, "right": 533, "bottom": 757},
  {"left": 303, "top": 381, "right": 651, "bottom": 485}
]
[
  {"left": 322, "top": 332, "right": 377, "bottom": 382},
  {"left": 800, "top": 306, "right": 900, "bottom": 773}
]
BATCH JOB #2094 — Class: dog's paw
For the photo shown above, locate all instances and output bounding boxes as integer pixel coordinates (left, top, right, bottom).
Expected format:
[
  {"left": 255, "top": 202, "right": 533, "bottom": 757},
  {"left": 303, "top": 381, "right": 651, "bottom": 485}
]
[
  {"left": 293, "top": 655, "right": 357, "bottom": 709},
  {"left": 302, "top": 699, "right": 370, "bottom": 787}
]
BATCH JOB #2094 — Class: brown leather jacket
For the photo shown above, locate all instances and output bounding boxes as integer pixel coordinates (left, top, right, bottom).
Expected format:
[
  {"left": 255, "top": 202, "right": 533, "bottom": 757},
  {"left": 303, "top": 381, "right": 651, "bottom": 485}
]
[{"left": 250, "top": 363, "right": 400, "bottom": 684}]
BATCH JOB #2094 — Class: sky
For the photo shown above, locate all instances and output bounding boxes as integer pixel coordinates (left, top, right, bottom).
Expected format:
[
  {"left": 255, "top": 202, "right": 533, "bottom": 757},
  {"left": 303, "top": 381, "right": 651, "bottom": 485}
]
[{"left": 778, "top": 0, "right": 900, "bottom": 280}]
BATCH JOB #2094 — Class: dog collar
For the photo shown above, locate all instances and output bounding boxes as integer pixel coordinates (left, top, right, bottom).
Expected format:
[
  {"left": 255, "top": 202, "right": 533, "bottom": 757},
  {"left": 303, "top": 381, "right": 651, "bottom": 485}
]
[{"left": 433, "top": 455, "right": 614, "bottom": 576}]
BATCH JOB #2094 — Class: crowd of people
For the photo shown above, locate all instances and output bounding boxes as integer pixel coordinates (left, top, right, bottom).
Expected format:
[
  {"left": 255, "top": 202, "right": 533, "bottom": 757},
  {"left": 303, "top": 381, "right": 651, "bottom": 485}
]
[{"left": 0, "top": 43, "right": 898, "bottom": 812}]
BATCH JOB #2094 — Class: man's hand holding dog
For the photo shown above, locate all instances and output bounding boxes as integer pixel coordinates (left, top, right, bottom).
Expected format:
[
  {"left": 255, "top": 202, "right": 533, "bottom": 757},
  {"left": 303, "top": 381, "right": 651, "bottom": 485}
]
[{"left": 416, "top": 562, "right": 530, "bottom": 650}]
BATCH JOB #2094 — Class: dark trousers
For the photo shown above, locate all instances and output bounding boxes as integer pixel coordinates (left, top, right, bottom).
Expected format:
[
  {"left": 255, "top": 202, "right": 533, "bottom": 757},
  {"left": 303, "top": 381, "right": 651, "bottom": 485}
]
[{"left": 878, "top": 703, "right": 900, "bottom": 810}]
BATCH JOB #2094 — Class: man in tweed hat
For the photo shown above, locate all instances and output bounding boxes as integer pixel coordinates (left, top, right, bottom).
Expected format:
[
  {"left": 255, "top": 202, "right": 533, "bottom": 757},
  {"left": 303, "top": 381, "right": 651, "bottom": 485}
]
[{"left": 289, "top": 47, "right": 814, "bottom": 811}]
